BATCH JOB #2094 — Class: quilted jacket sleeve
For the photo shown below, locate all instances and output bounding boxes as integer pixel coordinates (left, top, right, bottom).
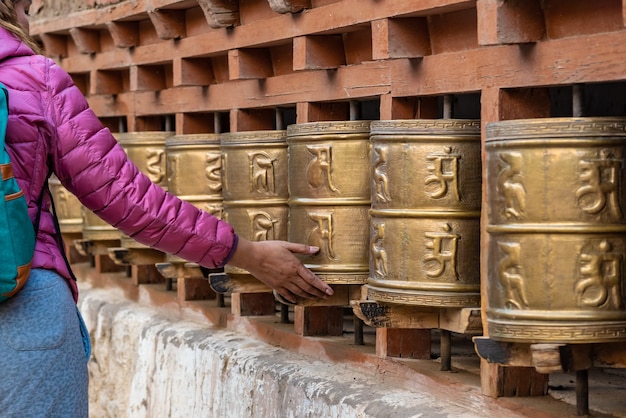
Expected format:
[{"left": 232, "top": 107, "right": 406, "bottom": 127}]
[{"left": 45, "top": 60, "right": 237, "bottom": 268}]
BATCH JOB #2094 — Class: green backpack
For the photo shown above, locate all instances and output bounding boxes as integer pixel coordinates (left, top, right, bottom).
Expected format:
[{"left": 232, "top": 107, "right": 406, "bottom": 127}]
[{"left": 0, "top": 82, "right": 36, "bottom": 302}]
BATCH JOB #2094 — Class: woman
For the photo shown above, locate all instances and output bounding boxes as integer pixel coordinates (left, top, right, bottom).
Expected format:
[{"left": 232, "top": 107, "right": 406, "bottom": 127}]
[{"left": 0, "top": 1, "right": 333, "bottom": 416}]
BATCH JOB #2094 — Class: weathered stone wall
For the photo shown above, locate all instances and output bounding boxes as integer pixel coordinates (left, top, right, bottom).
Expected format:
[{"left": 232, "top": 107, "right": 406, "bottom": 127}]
[{"left": 78, "top": 283, "right": 483, "bottom": 418}]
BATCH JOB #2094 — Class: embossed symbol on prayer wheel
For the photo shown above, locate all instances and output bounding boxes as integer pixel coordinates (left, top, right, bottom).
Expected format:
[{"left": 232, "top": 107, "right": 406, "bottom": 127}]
[
  {"left": 287, "top": 121, "right": 371, "bottom": 285},
  {"left": 49, "top": 175, "right": 83, "bottom": 234},
  {"left": 366, "top": 120, "right": 481, "bottom": 307},
  {"left": 165, "top": 133, "right": 224, "bottom": 263},
  {"left": 486, "top": 117, "right": 626, "bottom": 343},
  {"left": 221, "top": 130, "right": 289, "bottom": 277},
  {"left": 117, "top": 131, "right": 173, "bottom": 249}
]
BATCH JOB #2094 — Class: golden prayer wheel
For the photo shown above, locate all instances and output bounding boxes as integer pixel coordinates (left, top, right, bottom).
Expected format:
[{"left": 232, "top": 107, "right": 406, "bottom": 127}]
[
  {"left": 486, "top": 117, "right": 626, "bottom": 343},
  {"left": 287, "top": 121, "right": 371, "bottom": 285},
  {"left": 165, "top": 133, "right": 224, "bottom": 264},
  {"left": 221, "top": 130, "right": 289, "bottom": 277},
  {"left": 49, "top": 175, "right": 83, "bottom": 234},
  {"left": 117, "top": 131, "right": 173, "bottom": 249},
  {"left": 366, "top": 119, "right": 482, "bottom": 307}
]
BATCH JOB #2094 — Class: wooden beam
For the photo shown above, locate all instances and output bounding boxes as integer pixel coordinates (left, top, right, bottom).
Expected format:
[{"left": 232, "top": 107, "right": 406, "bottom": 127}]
[
  {"left": 228, "top": 48, "right": 274, "bottom": 80},
  {"left": 39, "top": 33, "right": 68, "bottom": 59}
]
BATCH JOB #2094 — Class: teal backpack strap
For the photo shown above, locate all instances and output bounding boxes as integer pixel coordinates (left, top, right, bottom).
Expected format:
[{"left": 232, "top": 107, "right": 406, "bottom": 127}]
[{"left": 0, "top": 82, "right": 37, "bottom": 301}]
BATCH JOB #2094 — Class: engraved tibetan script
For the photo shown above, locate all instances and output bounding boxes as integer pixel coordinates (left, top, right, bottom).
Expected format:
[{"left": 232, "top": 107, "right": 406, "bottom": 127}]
[
  {"left": 249, "top": 152, "right": 277, "bottom": 195},
  {"left": 205, "top": 152, "right": 222, "bottom": 193},
  {"left": 371, "top": 222, "right": 388, "bottom": 279},
  {"left": 249, "top": 210, "right": 278, "bottom": 241},
  {"left": 306, "top": 144, "right": 338, "bottom": 192},
  {"left": 497, "top": 241, "right": 528, "bottom": 309},
  {"left": 307, "top": 210, "right": 336, "bottom": 260},
  {"left": 145, "top": 148, "right": 165, "bottom": 184},
  {"left": 373, "top": 146, "right": 391, "bottom": 203},
  {"left": 576, "top": 240, "right": 623, "bottom": 309},
  {"left": 425, "top": 147, "right": 461, "bottom": 201},
  {"left": 497, "top": 152, "right": 526, "bottom": 220},
  {"left": 423, "top": 223, "right": 459, "bottom": 279},
  {"left": 576, "top": 154, "right": 623, "bottom": 220}
]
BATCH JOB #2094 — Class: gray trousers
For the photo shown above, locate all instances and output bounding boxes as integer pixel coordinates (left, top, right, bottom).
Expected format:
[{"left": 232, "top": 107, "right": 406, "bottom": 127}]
[{"left": 0, "top": 269, "right": 90, "bottom": 417}]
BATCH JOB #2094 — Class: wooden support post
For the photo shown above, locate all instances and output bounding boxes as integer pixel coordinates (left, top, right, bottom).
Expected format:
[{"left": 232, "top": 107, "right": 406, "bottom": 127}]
[
  {"left": 131, "top": 264, "right": 164, "bottom": 286},
  {"left": 379, "top": 95, "right": 439, "bottom": 121},
  {"left": 295, "top": 102, "right": 350, "bottom": 124},
  {"left": 480, "top": 360, "right": 549, "bottom": 398},
  {"left": 293, "top": 35, "right": 345, "bottom": 71},
  {"left": 477, "top": 0, "right": 544, "bottom": 45},
  {"left": 148, "top": 9, "right": 186, "bottom": 40},
  {"left": 230, "top": 292, "right": 276, "bottom": 316},
  {"left": 371, "top": 17, "right": 431, "bottom": 60},
  {"left": 177, "top": 277, "right": 216, "bottom": 302},
  {"left": 62, "top": 233, "right": 89, "bottom": 264},
  {"left": 69, "top": 27, "right": 100, "bottom": 55},
  {"left": 376, "top": 328, "right": 431, "bottom": 359},
  {"left": 106, "top": 21, "right": 139, "bottom": 48},
  {"left": 293, "top": 306, "right": 343, "bottom": 336}
]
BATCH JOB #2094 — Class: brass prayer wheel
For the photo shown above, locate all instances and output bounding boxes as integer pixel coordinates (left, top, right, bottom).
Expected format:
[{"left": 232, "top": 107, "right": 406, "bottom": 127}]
[
  {"left": 287, "top": 121, "right": 371, "bottom": 285},
  {"left": 366, "top": 119, "right": 482, "bottom": 307},
  {"left": 165, "top": 133, "right": 224, "bottom": 264},
  {"left": 486, "top": 117, "right": 626, "bottom": 343},
  {"left": 221, "top": 130, "right": 289, "bottom": 277},
  {"left": 49, "top": 175, "right": 83, "bottom": 234},
  {"left": 117, "top": 131, "right": 173, "bottom": 249}
]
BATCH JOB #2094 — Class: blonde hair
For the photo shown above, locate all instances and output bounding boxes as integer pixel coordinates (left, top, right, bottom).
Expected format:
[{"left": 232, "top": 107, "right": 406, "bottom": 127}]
[{"left": 0, "top": 0, "right": 41, "bottom": 54}]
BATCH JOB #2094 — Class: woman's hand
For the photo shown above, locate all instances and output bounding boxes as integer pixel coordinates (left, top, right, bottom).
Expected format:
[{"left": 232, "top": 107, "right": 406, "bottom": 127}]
[{"left": 227, "top": 237, "right": 334, "bottom": 303}]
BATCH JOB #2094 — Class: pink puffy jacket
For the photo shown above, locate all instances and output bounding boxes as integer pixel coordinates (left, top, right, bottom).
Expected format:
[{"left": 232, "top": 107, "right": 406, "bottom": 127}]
[{"left": 0, "top": 28, "right": 237, "bottom": 301}]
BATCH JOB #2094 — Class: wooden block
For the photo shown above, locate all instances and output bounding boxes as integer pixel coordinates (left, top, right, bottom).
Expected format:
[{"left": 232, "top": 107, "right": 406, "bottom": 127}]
[
  {"left": 93, "top": 69, "right": 127, "bottom": 95},
  {"left": 477, "top": 0, "right": 545, "bottom": 46},
  {"left": 275, "top": 285, "right": 362, "bottom": 307},
  {"left": 473, "top": 337, "right": 533, "bottom": 367},
  {"left": 351, "top": 300, "right": 439, "bottom": 329},
  {"left": 293, "top": 306, "right": 344, "bottom": 336},
  {"left": 197, "top": 0, "right": 240, "bottom": 29},
  {"left": 480, "top": 359, "right": 549, "bottom": 398},
  {"left": 173, "top": 57, "right": 215, "bottom": 87},
  {"left": 178, "top": 277, "right": 216, "bottom": 302},
  {"left": 108, "top": 247, "right": 166, "bottom": 266},
  {"left": 230, "top": 108, "right": 276, "bottom": 132},
  {"left": 209, "top": 272, "right": 271, "bottom": 294},
  {"left": 439, "top": 308, "right": 483, "bottom": 335},
  {"left": 228, "top": 48, "right": 274, "bottom": 80},
  {"left": 148, "top": 9, "right": 186, "bottom": 40},
  {"left": 499, "top": 88, "right": 551, "bottom": 120},
  {"left": 371, "top": 17, "right": 431, "bottom": 60},
  {"left": 295, "top": 101, "right": 350, "bottom": 124},
  {"left": 94, "top": 253, "right": 126, "bottom": 274},
  {"left": 230, "top": 292, "right": 276, "bottom": 316},
  {"left": 130, "top": 64, "right": 168, "bottom": 92},
  {"left": 39, "top": 33, "right": 68, "bottom": 59},
  {"left": 293, "top": 35, "right": 345, "bottom": 71},
  {"left": 530, "top": 344, "right": 565, "bottom": 374},
  {"left": 106, "top": 21, "right": 139, "bottom": 48},
  {"left": 343, "top": 27, "right": 372, "bottom": 65},
  {"left": 131, "top": 264, "right": 165, "bottom": 286},
  {"left": 376, "top": 328, "right": 431, "bottom": 359},
  {"left": 268, "top": 0, "right": 310, "bottom": 13},
  {"left": 69, "top": 27, "right": 100, "bottom": 55}
]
